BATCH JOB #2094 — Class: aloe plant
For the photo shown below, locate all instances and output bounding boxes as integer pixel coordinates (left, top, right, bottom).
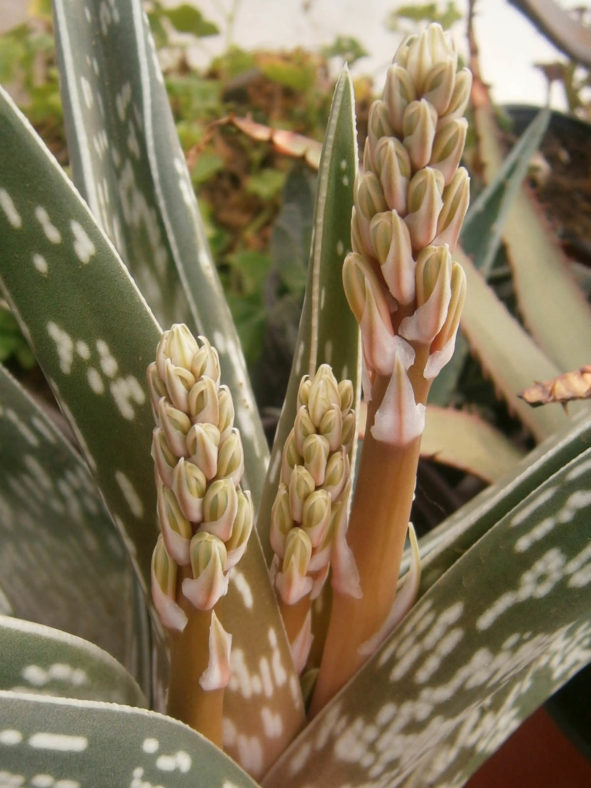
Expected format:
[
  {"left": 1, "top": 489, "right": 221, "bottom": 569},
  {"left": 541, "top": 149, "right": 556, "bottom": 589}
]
[{"left": 1, "top": 3, "right": 590, "bottom": 786}]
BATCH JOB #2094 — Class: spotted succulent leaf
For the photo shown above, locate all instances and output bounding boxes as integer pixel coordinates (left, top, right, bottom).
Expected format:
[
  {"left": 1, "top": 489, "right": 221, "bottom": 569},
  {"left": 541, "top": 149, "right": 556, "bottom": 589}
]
[
  {"left": 0, "top": 691, "right": 260, "bottom": 788},
  {"left": 264, "top": 442, "right": 591, "bottom": 787},
  {"left": 0, "top": 616, "right": 146, "bottom": 707},
  {"left": 52, "top": 0, "right": 268, "bottom": 502},
  {"left": 0, "top": 363, "right": 150, "bottom": 692},
  {"left": 257, "top": 68, "right": 361, "bottom": 561}
]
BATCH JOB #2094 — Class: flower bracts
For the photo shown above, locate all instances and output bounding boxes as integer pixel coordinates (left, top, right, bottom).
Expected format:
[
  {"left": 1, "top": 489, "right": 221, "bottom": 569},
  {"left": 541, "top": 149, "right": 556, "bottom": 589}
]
[{"left": 343, "top": 23, "right": 470, "bottom": 446}]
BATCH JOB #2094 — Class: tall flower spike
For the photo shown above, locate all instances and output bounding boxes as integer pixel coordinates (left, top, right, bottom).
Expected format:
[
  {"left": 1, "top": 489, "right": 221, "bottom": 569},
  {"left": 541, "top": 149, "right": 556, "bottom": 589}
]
[
  {"left": 271, "top": 365, "right": 356, "bottom": 673},
  {"left": 312, "top": 23, "right": 471, "bottom": 716},
  {"left": 148, "top": 324, "right": 253, "bottom": 746}
]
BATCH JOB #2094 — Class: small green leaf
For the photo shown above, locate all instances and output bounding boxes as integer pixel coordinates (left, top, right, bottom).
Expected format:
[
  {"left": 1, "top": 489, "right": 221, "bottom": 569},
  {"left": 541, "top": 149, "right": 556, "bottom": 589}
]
[{"left": 157, "top": 4, "right": 219, "bottom": 36}]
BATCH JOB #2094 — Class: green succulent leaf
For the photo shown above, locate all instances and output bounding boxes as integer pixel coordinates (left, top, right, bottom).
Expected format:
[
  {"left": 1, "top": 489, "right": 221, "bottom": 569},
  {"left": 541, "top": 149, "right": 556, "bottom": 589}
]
[
  {"left": 0, "top": 691, "right": 260, "bottom": 787},
  {"left": 257, "top": 67, "right": 360, "bottom": 561},
  {"left": 51, "top": 0, "right": 268, "bottom": 502},
  {"left": 0, "top": 363, "right": 150, "bottom": 690},
  {"left": 0, "top": 616, "right": 146, "bottom": 707},
  {"left": 265, "top": 443, "right": 591, "bottom": 787}
]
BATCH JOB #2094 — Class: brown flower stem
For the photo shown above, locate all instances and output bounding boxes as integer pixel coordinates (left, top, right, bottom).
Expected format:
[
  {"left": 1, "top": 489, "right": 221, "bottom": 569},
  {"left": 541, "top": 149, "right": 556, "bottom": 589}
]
[
  {"left": 167, "top": 569, "right": 224, "bottom": 747},
  {"left": 310, "top": 347, "right": 431, "bottom": 716},
  {"left": 280, "top": 595, "right": 311, "bottom": 658}
]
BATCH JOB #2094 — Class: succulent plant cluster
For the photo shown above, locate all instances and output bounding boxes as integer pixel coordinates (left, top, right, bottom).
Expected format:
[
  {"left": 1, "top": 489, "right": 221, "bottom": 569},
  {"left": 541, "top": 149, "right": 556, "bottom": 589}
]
[{"left": 343, "top": 24, "right": 471, "bottom": 445}]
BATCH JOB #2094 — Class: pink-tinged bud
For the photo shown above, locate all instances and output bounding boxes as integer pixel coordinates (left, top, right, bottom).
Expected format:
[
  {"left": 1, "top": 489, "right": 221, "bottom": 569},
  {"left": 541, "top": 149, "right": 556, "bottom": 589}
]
[
  {"left": 429, "top": 118, "right": 468, "bottom": 185},
  {"left": 301, "top": 488, "right": 332, "bottom": 548},
  {"left": 423, "top": 59, "right": 456, "bottom": 115},
  {"left": 440, "top": 68, "right": 472, "bottom": 121},
  {"left": 226, "top": 489, "right": 253, "bottom": 569},
  {"left": 202, "top": 478, "right": 238, "bottom": 542},
  {"left": 402, "top": 99, "right": 437, "bottom": 170},
  {"left": 147, "top": 362, "right": 166, "bottom": 416},
  {"left": 399, "top": 245, "right": 452, "bottom": 344},
  {"left": 157, "top": 398, "right": 191, "bottom": 458},
  {"left": 297, "top": 376, "right": 312, "bottom": 407},
  {"left": 330, "top": 494, "right": 362, "bottom": 599},
  {"left": 199, "top": 611, "right": 232, "bottom": 691},
  {"left": 171, "top": 457, "right": 207, "bottom": 522},
  {"left": 302, "top": 433, "right": 330, "bottom": 486},
  {"left": 318, "top": 405, "right": 343, "bottom": 453},
  {"left": 371, "top": 353, "right": 426, "bottom": 446},
  {"left": 270, "top": 482, "right": 293, "bottom": 559},
  {"left": 280, "top": 430, "right": 301, "bottom": 485},
  {"left": 275, "top": 527, "right": 314, "bottom": 605},
  {"left": 425, "top": 261, "right": 466, "bottom": 379},
  {"left": 370, "top": 210, "right": 416, "bottom": 305},
  {"left": 183, "top": 531, "right": 229, "bottom": 610},
  {"left": 288, "top": 465, "right": 315, "bottom": 523},
  {"left": 217, "top": 385, "right": 235, "bottom": 438},
  {"left": 338, "top": 379, "right": 354, "bottom": 411},
  {"left": 191, "top": 335, "right": 221, "bottom": 384},
  {"left": 432, "top": 167, "right": 470, "bottom": 252},
  {"left": 157, "top": 481, "right": 191, "bottom": 566},
  {"left": 151, "top": 535, "right": 187, "bottom": 633},
  {"left": 405, "top": 168, "right": 445, "bottom": 251},
  {"left": 188, "top": 376, "right": 219, "bottom": 425},
  {"left": 151, "top": 427, "right": 177, "bottom": 488},
  {"left": 293, "top": 406, "right": 316, "bottom": 455},
  {"left": 355, "top": 171, "right": 388, "bottom": 255},
  {"left": 367, "top": 99, "right": 394, "bottom": 151},
  {"left": 307, "top": 365, "right": 341, "bottom": 428},
  {"left": 404, "top": 23, "right": 452, "bottom": 94},
  {"left": 322, "top": 447, "right": 350, "bottom": 502},
  {"left": 156, "top": 324, "right": 199, "bottom": 380},
  {"left": 384, "top": 63, "right": 416, "bottom": 135},
  {"left": 216, "top": 429, "right": 244, "bottom": 485},
  {"left": 373, "top": 137, "right": 410, "bottom": 215},
  {"left": 186, "top": 422, "right": 220, "bottom": 480},
  {"left": 163, "top": 359, "right": 194, "bottom": 412}
]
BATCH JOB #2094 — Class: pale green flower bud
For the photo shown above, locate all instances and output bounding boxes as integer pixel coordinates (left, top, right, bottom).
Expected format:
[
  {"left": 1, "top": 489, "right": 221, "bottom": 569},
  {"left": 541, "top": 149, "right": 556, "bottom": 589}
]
[
  {"left": 302, "top": 433, "right": 330, "bottom": 486},
  {"left": 157, "top": 398, "right": 191, "bottom": 458},
  {"left": 399, "top": 245, "right": 452, "bottom": 344},
  {"left": 405, "top": 168, "right": 444, "bottom": 251},
  {"left": 288, "top": 465, "right": 315, "bottom": 523},
  {"left": 432, "top": 167, "right": 470, "bottom": 252},
  {"left": 156, "top": 323, "right": 199, "bottom": 380},
  {"left": 151, "top": 427, "right": 177, "bottom": 488},
  {"left": 151, "top": 535, "right": 187, "bottom": 633},
  {"left": 202, "top": 478, "right": 238, "bottom": 542},
  {"left": 307, "top": 365, "right": 341, "bottom": 428},
  {"left": 163, "top": 359, "right": 195, "bottom": 413},
  {"left": 171, "top": 457, "right": 207, "bottom": 523},
  {"left": 226, "top": 489, "right": 253, "bottom": 569},
  {"left": 367, "top": 99, "right": 393, "bottom": 152},
  {"left": 425, "top": 261, "right": 467, "bottom": 379},
  {"left": 188, "top": 376, "right": 219, "bottom": 425},
  {"left": 182, "top": 532, "right": 229, "bottom": 611},
  {"left": 373, "top": 137, "right": 410, "bottom": 215},
  {"left": 147, "top": 361, "right": 166, "bottom": 415},
  {"left": 297, "top": 376, "right": 312, "bottom": 407},
  {"left": 351, "top": 208, "right": 366, "bottom": 256},
  {"left": 423, "top": 59, "right": 456, "bottom": 115},
  {"left": 440, "top": 68, "right": 472, "bottom": 121},
  {"left": 157, "top": 481, "right": 191, "bottom": 566},
  {"left": 301, "top": 488, "right": 332, "bottom": 548},
  {"left": 275, "top": 527, "right": 314, "bottom": 605},
  {"left": 403, "top": 23, "right": 452, "bottom": 94},
  {"left": 429, "top": 118, "right": 468, "bottom": 185},
  {"left": 216, "top": 428, "right": 244, "bottom": 485},
  {"left": 341, "top": 411, "right": 356, "bottom": 450},
  {"left": 293, "top": 406, "right": 316, "bottom": 456},
  {"left": 402, "top": 99, "right": 438, "bottom": 170},
  {"left": 318, "top": 405, "right": 343, "bottom": 453},
  {"left": 270, "top": 482, "right": 293, "bottom": 559},
  {"left": 338, "top": 379, "right": 354, "bottom": 412},
  {"left": 217, "top": 385, "right": 235, "bottom": 437},
  {"left": 191, "top": 336, "right": 221, "bottom": 384},
  {"left": 355, "top": 171, "right": 388, "bottom": 255},
  {"left": 186, "top": 422, "right": 220, "bottom": 480},
  {"left": 370, "top": 210, "right": 416, "bottom": 305},
  {"left": 322, "top": 448, "right": 350, "bottom": 502},
  {"left": 384, "top": 63, "right": 416, "bottom": 135},
  {"left": 280, "top": 429, "right": 302, "bottom": 485}
]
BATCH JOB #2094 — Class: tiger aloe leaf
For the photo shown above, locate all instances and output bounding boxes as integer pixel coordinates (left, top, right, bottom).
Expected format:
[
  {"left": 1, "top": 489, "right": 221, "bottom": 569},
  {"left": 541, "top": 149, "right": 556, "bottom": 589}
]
[
  {"left": 51, "top": 0, "right": 268, "bottom": 502},
  {"left": 0, "top": 691, "right": 260, "bottom": 788},
  {"left": 264, "top": 443, "right": 591, "bottom": 787},
  {"left": 0, "top": 363, "right": 150, "bottom": 693},
  {"left": 422, "top": 405, "right": 525, "bottom": 482},
  {"left": 257, "top": 67, "right": 360, "bottom": 562},
  {"left": 0, "top": 616, "right": 146, "bottom": 707}
]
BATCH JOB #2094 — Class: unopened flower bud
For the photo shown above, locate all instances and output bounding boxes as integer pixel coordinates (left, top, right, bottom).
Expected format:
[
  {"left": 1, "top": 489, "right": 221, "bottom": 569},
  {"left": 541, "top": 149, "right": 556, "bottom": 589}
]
[
  {"left": 432, "top": 167, "right": 470, "bottom": 251},
  {"left": 270, "top": 482, "right": 293, "bottom": 559},
  {"left": 338, "top": 379, "right": 354, "bottom": 412},
  {"left": 151, "top": 535, "right": 187, "bottom": 633},
  {"left": 402, "top": 99, "right": 437, "bottom": 170},
  {"left": 158, "top": 398, "right": 191, "bottom": 458},
  {"left": 307, "top": 365, "right": 341, "bottom": 428},
  {"left": 355, "top": 171, "right": 388, "bottom": 254},
  {"left": 156, "top": 324, "right": 199, "bottom": 380},
  {"left": 430, "top": 118, "right": 468, "bottom": 185},
  {"left": 151, "top": 427, "right": 177, "bottom": 488},
  {"left": 147, "top": 362, "right": 166, "bottom": 415},
  {"left": 191, "top": 336, "right": 221, "bottom": 384},
  {"left": 297, "top": 376, "right": 312, "bottom": 407},
  {"left": 226, "top": 489, "right": 253, "bottom": 569},
  {"left": 171, "top": 457, "right": 207, "bottom": 522},
  {"left": 186, "top": 422, "right": 220, "bottom": 479},
  {"left": 217, "top": 385, "right": 235, "bottom": 437},
  {"left": 341, "top": 411, "right": 356, "bottom": 450},
  {"left": 405, "top": 167, "right": 444, "bottom": 251},
  {"left": 275, "top": 527, "right": 314, "bottom": 605},
  {"left": 202, "top": 478, "right": 238, "bottom": 542},
  {"left": 280, "top": 430, "right": 302, "bottom": 485},
  {"left": 163, "top": 359, "right": 194, "bottom": 412},
  {"left": 182, "top": 532, "right": 229, "bottom": 610},
  {"left": 384, "top": 63, "right": 416, "bottom": 135},
  {"left": 318, "top": 406, "right": 343, "bottom": 452},
  {"left": 288, "top": 465, "right": 315, "bottom": 523},
  {"left": 302, "top": 433, "right": 330, "bottom": 485},
  {"left": 157, "top": 481, "right": 191, "bottom": 565},
  {"left": 440, "top": 68, "right": 472, "bottom": 121},
  {"left": 373, "top": 137, "right": 411, "bottom": 215},
  {"left": 404, "top": 23, "right": 451, "bottom": 93},
  {"left": 293, "top": 406, "right": 316, "bottom": 455},
  {"left": 423, "top": 58, "right": 456, "bottom": 115},
  {"left": 367, "top": 99, "right": 393, "bottom": 150},
  {"left": 425, "top": 261, "right": 467, "bottom": 379},
  {"left": 399, "top": 245, "right": 452, "bottom": 344},
  {"left": 188, "top": 376, "right": 219, "bottom": 425},
  {"left": 370, "top": 210, "right": 416, "bottom": 305},
  {"left": 301, "top": 488, "right": 332, "bottom": 548},
  {"left": 216, "top": 429, "right": 244, "bottom": 485},
  {"left": 322, "top": 448, "right": 350, "bottom": 502}
]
